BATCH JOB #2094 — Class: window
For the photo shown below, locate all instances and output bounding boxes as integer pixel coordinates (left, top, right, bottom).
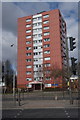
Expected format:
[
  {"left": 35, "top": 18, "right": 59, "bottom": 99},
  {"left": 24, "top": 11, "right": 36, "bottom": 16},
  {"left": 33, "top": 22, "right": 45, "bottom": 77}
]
[
  {"left": 38, "top": 22, "right": 42, "bottom": 26},
  {"left": 33, "top": 18, "right": 37, "bottom": 21},
  {"left": 34, "top": 46, "right": 37, "bottom": 49},
  {"left": 26, "top": 59, "right": 31, "bottom": 62},
  {"left": 39, "top": 40, "right": 42, "bottom": 43},
  {"left": 33, "top": 29, "right": 37, "bottom": 32},
  {"left": 33, "top": 40, "right": 37, "bottom": 43},
  {"left": 33, "top": 23, "right": 37, "bottom": 27},
  {"left": 26, "top": 35, "right": 31, "bottom": 39},
  {"left": 46, "top": 77, "right": 51, "bottom": 80},
  {"left": 26, "top": 78, "right": 32, "bottom": 81},
  {"left": 26, "top": 30, "right": 31, "bottom": 33},
  {"left": 45, "top": 84, "right": 51, "bottom": 87},
  {"left": 46, "top": 70, "right": 50, "bottom": 74},
  {"left": 26, "top": 53, "right": 31, "bottom": 56},
  {"left": 44, "top": 44, "right": 50, "bottom": 48},
  {"left": 34, "top": 52, "right": 38, "bottom": 55},
  {"left": 33, "top": 34, "right": 37, "bottom": 38},
  {"left": 26, "top": 65, "right": 32, "bottom": 68},
  {"left": 26, "top": 24, "right": 31, "bottom": 27},
  {"left": 43, "top": 14, "right": 49, "bottom": 18},
  {"left": 38, "top": 46, "right": 43, "bottom": 49},
  {"left": 26, "top": 71, "right": 31, "bottom": 74},
  {"left": 44, "top": 38, "right": 50, "bottom": 42},
  {"left": 38, "top": 17, "right": 42, "bottom": 20},
  {"left": 34, "top": 59, "right": 38, "bottom": 62},
  {"left": 43, "top": 26, "right": 49, "bottom": 30},
  {"left": 26, "top": 47, "right": 31, "bottom": 50},
  {"left": 44, "top": 57, "right": 50, "bottom": 60},
  {"left": 38, "top": 34, "right": 42, "bottom": 37},
  {"left": 44, "top": 32, "right": 50, "bottom": 36},
  {"left": 44, "top": 63, "right": 50, "bottom": 67},
  {"left": 26, "top": 41, "right": 31, "bottom": 44},
  {"left": 43, "top": 20, "right": 49, "bottom": 24},
  {"left": 26, "top": 19, "right": 31, "bottom": 22},
  {"left": 44, "top": 50, "right": 50, "bottom": 54}
]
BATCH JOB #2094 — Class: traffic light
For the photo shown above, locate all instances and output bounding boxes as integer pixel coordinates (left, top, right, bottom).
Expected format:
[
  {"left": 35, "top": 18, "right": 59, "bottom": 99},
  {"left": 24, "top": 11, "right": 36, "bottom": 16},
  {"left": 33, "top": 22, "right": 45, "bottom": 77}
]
[
  {"left": 69, "top": 37, "right": 76, "bottom": 51},
  {"left": 71, "top": 57, "right": 77, "bottom": 75}
]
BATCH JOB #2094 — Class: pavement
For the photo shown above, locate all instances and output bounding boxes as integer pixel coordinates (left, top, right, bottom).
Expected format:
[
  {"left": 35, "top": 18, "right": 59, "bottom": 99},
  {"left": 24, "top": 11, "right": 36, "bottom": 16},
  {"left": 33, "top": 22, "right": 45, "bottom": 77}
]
[
  {"left": 1, "top": 92, "right": 79, "bottom": 119},
  {"left": 2, "top": 93, "right": 79, "bottom": 109}
]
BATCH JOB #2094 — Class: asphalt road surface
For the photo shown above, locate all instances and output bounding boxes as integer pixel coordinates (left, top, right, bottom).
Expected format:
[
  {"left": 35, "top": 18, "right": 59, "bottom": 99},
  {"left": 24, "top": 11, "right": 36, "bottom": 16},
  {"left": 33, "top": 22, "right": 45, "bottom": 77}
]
[{"left": 2, "top": 108, "right": 79, "bottom": 119}]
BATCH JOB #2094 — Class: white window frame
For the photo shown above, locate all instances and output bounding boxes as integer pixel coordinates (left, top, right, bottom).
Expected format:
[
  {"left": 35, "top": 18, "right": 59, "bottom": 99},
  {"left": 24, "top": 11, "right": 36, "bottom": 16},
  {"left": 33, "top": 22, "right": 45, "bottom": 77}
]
[
  {"left": 26, "top": 65, "right": 32, "bottom": 68},
  {"left": 26, "top": 30, "right": 31, "bottom": 33},
  {"left": 26, "top": 19, "right": 31, "bottom": 22},
  {"left": 26, "top": 53, "right": 31, "bottom": 56},
  {"left": 44, "top": 50, "right": 50, "bottom": 54},
  {"left": 26, "top": 41, "right": 31, "bottom": 44},
  {"left": 26, "top": 47, "right": 31, "bottom": 50},
  {"left": 43, "top": 26, "right": 49, "bottom": 30},
  {"left": 26, "top": 78, "right": 32, "bottom": 81},
  {"left": 26, "top": 24, "right": 31, "bottom": 27},
  {"left": 26, "top": 59, "right": 31, "bottom": 62},
  {"left": 46, "top": 77, "right": 51, "bottom": 80},
  {"left": 43, "top": 20, "right": 49, "bottom": 24},
  {"left": 44, "top": 44, "right": 50, "bottom": 48},
  {"left": 26, "top": 35, "right": 31, "bottom": 39},
  {"left": 44, "top": 32, "right": 50, "bottom": 36},
  {"left": 44, "top": 57, "right": 50, "bottom": 60},
  {"left": 43, "top": 14, "right": 49, "bottom": 18},
  {"left": 44, "top": 38, "right": 50, "bottom": 42},
  {"left": 26, "top": 71, "right": 31, "bottom": 74}
]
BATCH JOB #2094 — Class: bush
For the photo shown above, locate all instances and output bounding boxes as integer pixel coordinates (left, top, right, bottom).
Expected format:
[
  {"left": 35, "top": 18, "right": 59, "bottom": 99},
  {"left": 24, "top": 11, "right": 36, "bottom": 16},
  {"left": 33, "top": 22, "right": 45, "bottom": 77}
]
[{"left": 43, "top": 87, "right": 63, "bottom": 92}]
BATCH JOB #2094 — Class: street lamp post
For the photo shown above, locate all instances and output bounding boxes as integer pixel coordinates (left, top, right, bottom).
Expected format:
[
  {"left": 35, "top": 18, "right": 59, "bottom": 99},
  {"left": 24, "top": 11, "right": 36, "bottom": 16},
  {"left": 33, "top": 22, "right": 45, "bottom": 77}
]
[
  {"left": 13, "top": 73, "right": 16, "bottom": 99},
  {"left": 10, "top": 44, "right": 16, "bottom": 104}
]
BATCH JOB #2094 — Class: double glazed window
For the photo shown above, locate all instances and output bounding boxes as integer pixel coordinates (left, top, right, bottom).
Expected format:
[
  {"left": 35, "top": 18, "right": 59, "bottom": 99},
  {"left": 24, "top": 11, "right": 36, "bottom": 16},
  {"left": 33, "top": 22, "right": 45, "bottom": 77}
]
[
  {"left": 26, "top": 53, "right": 31, "bottom": 56},
  {"left": 26, "top": 65, "right": 32, "bottom": 68},
  {"left": 26, "top": 24, "right": 31, "bottom": 27},
  {"left": 43, "top": 14, "right": 49, "bottom": 18},
  {"left": 26, "top": 78, "right": 32, "bottom": 81},
  {"left": 44, "top": 32, "right": 50, "bottom": 36},
  {"left": 44, "top": 57, "right": 50, "bottom": 60},
  {"left": 26, "top": 35, "right": 31, "bottom": 39},
  {"left": 43, "top": 26, "right": 49, "bottom": 30},
  {"left": 26, "top": 59, "right": 31, "bottom": 62},
  {"left": 26, "top": 19, "right": 31, "bottom": 22},
  {"left": 44, "top": 38, "right": 50, "bottom": 42},
  {"left": 46, "top": 77, "right": 51, "bottom": 80},
  {"left": 26, "top": 30, "right": 31, "bottom": 33},
  {"left": 44, "top": 50, "right": 50, "bottom": 54},
  {"left": 44, "top": 44, "right": 50, "bottom": 48},
  {"left": 26, "top": 47, "right": 31, "bottom": 50},
  {"left": 26, "top": 41, "right": 31, "bottom": 44},
  {"left": 43, "top": 20, "right": 49, "bottom": 24}
]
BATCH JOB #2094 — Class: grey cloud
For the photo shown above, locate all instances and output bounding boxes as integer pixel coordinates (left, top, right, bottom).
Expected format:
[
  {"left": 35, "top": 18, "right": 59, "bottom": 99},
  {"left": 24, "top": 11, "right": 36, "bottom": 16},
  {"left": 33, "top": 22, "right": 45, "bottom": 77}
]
[{"left": 2, "top": 2, "right": 26, "bottom": 36}]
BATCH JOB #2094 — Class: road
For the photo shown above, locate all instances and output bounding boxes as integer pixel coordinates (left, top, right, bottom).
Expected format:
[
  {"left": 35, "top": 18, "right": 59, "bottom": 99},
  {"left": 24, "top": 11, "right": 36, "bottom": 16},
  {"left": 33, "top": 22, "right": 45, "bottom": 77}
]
[
  {"left": 2, "top": 91, "right": 79, "bottom": 119},
  {"left": 2, "top": 108, "right": 79, "bottom": 119}
]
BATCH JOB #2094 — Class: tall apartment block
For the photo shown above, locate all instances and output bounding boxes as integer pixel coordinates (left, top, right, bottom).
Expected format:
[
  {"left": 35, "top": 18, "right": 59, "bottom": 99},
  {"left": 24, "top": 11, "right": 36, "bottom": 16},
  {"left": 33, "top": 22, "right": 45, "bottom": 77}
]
[{"left": 17, "top": 9, "right": 68, "bottom": 90}]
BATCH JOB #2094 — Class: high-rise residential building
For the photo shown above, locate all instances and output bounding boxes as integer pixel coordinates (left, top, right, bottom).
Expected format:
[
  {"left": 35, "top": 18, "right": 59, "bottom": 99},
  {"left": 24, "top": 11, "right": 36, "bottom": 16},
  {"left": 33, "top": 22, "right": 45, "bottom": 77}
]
[{"left": 17, "top": 9, "right": 68, "bottom": 90}]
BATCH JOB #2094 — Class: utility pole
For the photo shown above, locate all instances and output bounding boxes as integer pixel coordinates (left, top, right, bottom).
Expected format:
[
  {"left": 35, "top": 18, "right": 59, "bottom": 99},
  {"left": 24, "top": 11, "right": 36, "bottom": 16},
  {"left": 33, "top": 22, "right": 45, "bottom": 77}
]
[
  {"left": 68, "top": 36, "right": 77, "bottom": 104},
  {"left": 13, "top": 72, "right": 16, "bottom": 105}
]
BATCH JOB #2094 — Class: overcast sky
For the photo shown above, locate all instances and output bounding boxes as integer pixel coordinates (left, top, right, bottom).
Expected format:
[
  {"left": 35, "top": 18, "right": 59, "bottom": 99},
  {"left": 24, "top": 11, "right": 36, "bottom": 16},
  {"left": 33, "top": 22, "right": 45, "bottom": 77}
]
[{"left": 2, "top": 1, "right": 79, "bottom": 71}]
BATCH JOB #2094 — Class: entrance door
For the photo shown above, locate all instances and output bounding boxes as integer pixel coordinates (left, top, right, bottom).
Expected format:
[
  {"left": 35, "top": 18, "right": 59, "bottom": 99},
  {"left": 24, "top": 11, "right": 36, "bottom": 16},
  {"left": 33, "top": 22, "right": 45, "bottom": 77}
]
[{"left": 35, "top": 84, "right": 41, "bottom": 90}]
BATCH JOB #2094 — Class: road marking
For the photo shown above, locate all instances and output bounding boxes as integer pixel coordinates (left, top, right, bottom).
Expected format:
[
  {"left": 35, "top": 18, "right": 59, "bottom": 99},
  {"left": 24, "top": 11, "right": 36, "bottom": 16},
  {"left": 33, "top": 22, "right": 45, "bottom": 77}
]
[
  {"left": 14, "top": 116, "right": 17, "bottom": 118},
  {"left": 20, "top": 111, "right": 22, "bottom": 113},
  {"left": 17, "top": 113, "right": 20, "bottom": 116},
  {"left": 66, "top": 113, "right": 68, "bottom": 115},
  {"left": 67, "top": 116, "right": 70, "bottom": 118}
]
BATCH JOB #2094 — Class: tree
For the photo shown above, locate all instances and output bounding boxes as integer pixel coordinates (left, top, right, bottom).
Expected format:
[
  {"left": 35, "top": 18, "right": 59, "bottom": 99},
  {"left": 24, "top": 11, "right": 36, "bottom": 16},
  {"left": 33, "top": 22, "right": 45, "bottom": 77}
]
[
  {"left": 2, "top": 60, "right": 14, "bottom": 91},
  {"left": 50, "top": 65, "right": 63, "bottom": 80}
]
